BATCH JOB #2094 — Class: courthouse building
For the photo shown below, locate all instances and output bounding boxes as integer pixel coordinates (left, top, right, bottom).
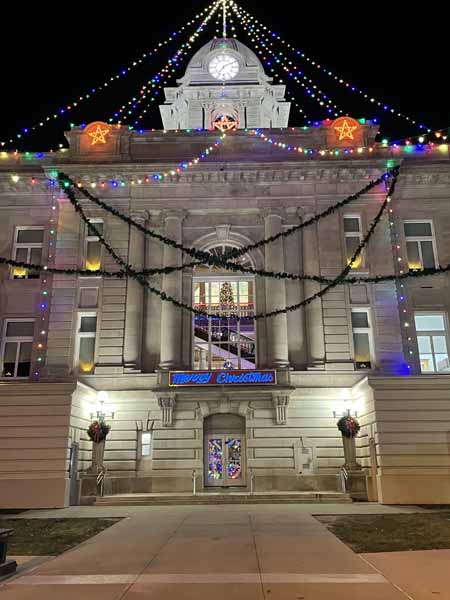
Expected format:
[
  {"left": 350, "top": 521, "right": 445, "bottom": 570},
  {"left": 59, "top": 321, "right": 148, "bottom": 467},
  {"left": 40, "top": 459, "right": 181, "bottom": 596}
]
[{"left": 1, "top": 38, "right": 450, "bottom": 508}]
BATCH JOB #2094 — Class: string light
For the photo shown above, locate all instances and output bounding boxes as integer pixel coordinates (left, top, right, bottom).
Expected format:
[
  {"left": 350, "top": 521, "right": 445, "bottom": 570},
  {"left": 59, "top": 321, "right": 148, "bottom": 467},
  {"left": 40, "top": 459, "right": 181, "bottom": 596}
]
[
  {"left": 112, "top": 1, "right": 221, "bottom": 126},
  {"left": 385, "top": 179, "right": 416, "bottom": 373},
  {"left": 32, "top": 194, "right": 58, "bottom": 380},
  {"left": 0, "top": 2, "right": 221, "bottom": 149},
  {"left": 247, "top": 126, "right": 448, "bottom": 158},
  {"left": 229, "top": 0, "right": 432, "bottom": 132},
  {"left": 231, "top": 5, "right": 342, "bottom": 119},
  {"left": 46, "top": 134, "right": 227, "bottom": 189}
]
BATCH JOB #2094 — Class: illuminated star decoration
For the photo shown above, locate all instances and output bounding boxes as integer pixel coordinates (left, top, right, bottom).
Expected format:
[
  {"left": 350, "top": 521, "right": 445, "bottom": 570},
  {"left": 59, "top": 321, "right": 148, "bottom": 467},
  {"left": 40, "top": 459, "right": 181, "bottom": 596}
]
[
  {"left": 88, "top": 124, "right": 110, "bottom": 145},
  {"left": 214, "top": 114, "right": 237, "bottom": 132},
  {"left": 334, "top": 119, "right": 358, "bottom": 141}
]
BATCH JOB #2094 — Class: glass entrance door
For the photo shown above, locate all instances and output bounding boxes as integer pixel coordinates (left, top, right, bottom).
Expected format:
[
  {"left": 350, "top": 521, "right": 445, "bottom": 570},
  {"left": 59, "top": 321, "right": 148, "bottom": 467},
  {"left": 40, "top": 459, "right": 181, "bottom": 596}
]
[{"left": 205, "top": 433, "right": 245, "bottom": 487}]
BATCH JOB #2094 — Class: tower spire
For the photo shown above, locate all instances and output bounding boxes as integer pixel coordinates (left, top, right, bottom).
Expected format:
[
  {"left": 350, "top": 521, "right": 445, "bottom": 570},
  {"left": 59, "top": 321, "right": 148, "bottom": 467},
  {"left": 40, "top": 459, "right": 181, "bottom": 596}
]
[{"left": 222, "top": 0, "right": 227, "bottom": 38}]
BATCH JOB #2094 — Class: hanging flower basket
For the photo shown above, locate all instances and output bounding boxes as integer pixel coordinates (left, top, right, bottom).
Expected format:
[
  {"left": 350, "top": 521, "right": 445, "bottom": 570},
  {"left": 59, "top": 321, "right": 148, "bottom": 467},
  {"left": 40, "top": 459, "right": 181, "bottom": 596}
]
[
  {"left": 337, "top": 415, "right": 360, "bottom": 439},
  {"left": 87, "top": 420, "right": 110, "bottom": 444}
]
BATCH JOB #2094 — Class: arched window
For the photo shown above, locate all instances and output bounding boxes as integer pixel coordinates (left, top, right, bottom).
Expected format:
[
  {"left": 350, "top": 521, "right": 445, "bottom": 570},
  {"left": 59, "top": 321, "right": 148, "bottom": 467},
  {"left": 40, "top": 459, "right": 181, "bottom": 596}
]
[{"left": 193, "top": 244, "right": 256, "bottom": 371}]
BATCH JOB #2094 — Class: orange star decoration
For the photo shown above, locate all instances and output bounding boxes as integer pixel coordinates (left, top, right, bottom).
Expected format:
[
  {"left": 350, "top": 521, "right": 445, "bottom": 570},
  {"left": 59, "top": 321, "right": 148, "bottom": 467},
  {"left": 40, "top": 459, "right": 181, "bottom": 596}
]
[
  {"left": 87, "top": 123, "right": 110, "bottom": 145},
  {"left": 334, "top": 118, "right": 359, "bottom": 141},
  {"left": 214, "top": 114, "right": 237, "bottom": 132}
]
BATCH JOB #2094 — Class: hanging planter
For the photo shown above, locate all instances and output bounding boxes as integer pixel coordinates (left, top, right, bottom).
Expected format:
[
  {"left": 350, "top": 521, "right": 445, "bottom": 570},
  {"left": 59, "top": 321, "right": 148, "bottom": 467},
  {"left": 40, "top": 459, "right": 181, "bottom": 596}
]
[
  {"left": 337, "top": 415, "right": 360, "bottom": 439},
  {"left": 87, "top": 420, "right": 111, "bottom": 444}
]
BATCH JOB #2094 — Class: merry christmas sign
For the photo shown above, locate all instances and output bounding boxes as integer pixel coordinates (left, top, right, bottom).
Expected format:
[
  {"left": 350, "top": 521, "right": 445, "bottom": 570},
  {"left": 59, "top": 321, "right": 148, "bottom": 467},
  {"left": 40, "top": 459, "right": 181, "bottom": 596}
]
[{"left": 169, "top": 369, "right": 277, "bottom": 386}]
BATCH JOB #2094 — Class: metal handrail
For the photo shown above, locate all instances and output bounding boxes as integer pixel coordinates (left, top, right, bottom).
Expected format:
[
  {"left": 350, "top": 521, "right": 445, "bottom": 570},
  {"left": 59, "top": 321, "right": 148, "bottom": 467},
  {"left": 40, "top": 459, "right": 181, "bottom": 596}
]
[
  {"left": 340, "top": 467, "right": 348, "bottom": 493},
  {"left": 192, "top": 469, "right": 197, "bottom": 496},
  {"left": 249, "top": 468, "right": 254, "bottom": 495},
  {"left": 97, "top": 469, "right": 105, "bottom": 497}
]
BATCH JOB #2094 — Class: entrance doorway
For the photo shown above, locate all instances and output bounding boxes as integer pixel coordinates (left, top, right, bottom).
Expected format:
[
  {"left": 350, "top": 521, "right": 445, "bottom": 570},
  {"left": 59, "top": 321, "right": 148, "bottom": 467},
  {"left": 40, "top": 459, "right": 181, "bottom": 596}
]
[{"left": 204, "top": 414, "right": 246, "bottom": 487}]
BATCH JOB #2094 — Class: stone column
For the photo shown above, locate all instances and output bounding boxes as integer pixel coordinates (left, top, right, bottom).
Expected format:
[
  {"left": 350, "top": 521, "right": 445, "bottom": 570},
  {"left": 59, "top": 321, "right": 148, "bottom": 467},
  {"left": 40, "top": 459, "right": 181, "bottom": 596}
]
[
  {"left": 263, "top": 210, "right": 289, "bottom": 368},
  {"left": 159, "top": 211, "right": 184, "bottom": 369},
  {"left": 303, "top": 214, "right": 325, "bottom": 367},
  {"left": 123, "top": 214, "right": 145, "bottom": 369}
]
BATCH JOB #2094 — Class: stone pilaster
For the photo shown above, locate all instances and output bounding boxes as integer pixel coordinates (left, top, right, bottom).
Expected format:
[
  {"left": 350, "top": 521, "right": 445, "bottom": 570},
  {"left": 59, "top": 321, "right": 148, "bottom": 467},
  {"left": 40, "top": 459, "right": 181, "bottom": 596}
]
[
  {"left": 285, "top": 208, "right": 307, "bottom": 368},
  {"left": 123, "top": 213, "right": 145, "bottom": 370},
  {"left": 303, "top": 214, "right": 325, "bottom": 367},
  {"left": 159, "top": 210, "right": 184, "bottom": 369},
  {"left": 263, "top": 209, "right": 289, "bottom": 368}
]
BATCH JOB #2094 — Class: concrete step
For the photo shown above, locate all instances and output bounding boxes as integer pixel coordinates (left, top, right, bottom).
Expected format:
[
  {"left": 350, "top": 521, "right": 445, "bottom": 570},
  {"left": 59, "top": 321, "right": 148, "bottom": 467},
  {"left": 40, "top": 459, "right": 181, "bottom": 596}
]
[{"left": 96, "top": 492, "right": 352, "bottom": 506}]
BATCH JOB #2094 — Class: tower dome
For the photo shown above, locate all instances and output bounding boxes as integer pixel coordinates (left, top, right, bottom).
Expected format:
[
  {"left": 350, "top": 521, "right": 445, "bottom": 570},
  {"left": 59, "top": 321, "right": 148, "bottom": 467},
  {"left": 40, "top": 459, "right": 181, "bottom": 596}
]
[
  {"left": 160, "top": 38, "right": 291, "bottom": 131},
  {"left": 179, "top": 38, "right": 270, "bottom": 86}
]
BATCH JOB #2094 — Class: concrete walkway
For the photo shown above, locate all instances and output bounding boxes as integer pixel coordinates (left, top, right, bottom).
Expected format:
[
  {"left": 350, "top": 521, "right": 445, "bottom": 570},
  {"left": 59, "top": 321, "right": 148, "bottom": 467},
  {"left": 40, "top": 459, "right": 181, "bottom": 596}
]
[
  {"left": 0, "top": 505, "right": 434, "bottom": 599},
  {"left": 6, "top": 501, "right": 426, "bottom": 519}
]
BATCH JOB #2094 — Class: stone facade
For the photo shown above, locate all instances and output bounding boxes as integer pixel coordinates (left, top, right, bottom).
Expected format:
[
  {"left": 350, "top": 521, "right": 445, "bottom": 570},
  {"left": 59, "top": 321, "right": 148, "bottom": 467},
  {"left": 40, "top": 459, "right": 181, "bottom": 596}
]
[{"left": 1, "top": 38, "right": 450, "bottom": 508}]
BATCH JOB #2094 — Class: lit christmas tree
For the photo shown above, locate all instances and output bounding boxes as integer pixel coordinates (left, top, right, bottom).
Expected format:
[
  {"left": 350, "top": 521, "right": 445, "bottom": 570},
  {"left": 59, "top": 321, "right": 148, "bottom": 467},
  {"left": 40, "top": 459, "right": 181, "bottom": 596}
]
[{"left": 219, "top": 282, "right": 235, "bottom": 308}]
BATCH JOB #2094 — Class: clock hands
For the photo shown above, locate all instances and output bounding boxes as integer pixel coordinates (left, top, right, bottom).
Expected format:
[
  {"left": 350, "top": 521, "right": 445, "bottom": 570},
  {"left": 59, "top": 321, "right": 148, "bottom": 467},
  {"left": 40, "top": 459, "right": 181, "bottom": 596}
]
[{"left": 218, "top": 60, "right": 238, "bottom": 79}]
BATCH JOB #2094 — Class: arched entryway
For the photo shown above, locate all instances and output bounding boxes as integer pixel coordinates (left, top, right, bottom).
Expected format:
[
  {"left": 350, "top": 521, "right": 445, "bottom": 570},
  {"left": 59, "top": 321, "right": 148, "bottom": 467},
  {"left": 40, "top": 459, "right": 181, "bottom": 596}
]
[{"left": 204, "top": 413, "right": 246, "bottom": 488}]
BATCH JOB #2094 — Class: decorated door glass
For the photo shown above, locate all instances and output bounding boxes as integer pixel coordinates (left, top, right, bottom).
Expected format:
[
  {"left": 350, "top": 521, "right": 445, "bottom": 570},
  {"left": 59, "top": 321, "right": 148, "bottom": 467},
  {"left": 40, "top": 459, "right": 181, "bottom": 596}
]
[
  {"left": 208, "top": 438, "right": 223, "bottom": 482},
  {"left": 206, "top": 434, "right": 244, "bottom": 486},
  {"left": 226, "top": 438, "right": 242, "bottom": 481}
]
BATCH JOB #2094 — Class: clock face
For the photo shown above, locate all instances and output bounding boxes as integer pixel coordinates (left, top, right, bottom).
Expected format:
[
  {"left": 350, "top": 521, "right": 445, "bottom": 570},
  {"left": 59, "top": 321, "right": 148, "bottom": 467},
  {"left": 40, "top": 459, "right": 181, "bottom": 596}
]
[{"left": 208, "top": 53, "right": 240, "bottom": 81}]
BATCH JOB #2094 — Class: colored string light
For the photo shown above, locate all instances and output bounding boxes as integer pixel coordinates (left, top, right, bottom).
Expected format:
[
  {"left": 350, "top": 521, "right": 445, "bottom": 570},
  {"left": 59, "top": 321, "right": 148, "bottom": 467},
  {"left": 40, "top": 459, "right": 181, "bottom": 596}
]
[
  {"left": 1, "top": 122, "right": 448, "bottom": 175},
  {"left": 112, "top": 1, "right": 221, "bottom": 126},
  {"left": 32, "top": 192, "right": 58, "bottom": 380},
  {"left": 229, "top": 0, "right": 432, "bottom": 133},
  {"left": 385, "top": 178, "right": 417, "bottom": 374},
  {"left": 0, "top": 2, "right": 220, "bottom": 149},
  {"left": 46, "top": 133, "right": 227, "bottom": 189},
  {"left": 249, "top": 127, "right": 375, "bottom": 157},
  {"left": 231, "top": 6, "right": 342, "bottom": 119}
]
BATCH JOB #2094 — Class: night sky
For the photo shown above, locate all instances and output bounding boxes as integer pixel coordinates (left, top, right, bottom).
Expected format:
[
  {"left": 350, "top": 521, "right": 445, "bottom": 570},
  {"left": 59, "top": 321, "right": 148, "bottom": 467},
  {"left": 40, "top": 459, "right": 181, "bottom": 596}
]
[{"left": 1, "top": 1, "right": 447, "bottom": 152}]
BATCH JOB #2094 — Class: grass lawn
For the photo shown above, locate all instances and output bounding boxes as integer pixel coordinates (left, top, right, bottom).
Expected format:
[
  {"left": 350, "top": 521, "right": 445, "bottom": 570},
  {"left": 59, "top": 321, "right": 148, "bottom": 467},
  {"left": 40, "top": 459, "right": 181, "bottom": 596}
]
[
  {"left": 317, "top": 513, "right": 450, "bottom": 553},
  {"left": 0, "top": 518, "right": 121, "bottom": 556}
]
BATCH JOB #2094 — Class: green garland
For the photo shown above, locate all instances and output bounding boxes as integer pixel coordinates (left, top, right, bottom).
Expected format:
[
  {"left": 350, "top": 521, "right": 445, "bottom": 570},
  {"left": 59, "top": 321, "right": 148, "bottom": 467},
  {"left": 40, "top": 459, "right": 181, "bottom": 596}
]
[
  {"left": 57, "top": 167, "right": 398, "bottom": 266},
  {"left": 1, "top": 170, "right": 415, "bottom": 320},
  {"left": 4, "top": 254, "right": 450, "bottom": 285},
  {"left": 61, "top": 167, "right": 398, "bottom": 320}
]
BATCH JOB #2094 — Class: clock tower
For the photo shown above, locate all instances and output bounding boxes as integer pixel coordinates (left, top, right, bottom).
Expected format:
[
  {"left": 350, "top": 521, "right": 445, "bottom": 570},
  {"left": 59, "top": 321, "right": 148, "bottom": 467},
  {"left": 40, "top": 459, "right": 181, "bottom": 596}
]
[{"left": 159, "top": 38, "right": 291, "bottom": 130}]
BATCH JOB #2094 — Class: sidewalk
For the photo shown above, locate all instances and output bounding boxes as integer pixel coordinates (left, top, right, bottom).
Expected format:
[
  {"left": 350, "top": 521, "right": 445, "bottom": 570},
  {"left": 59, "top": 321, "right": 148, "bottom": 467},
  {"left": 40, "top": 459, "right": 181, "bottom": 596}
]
[{"left": 0, "top": 504, "right": 437, "bottom": 599}]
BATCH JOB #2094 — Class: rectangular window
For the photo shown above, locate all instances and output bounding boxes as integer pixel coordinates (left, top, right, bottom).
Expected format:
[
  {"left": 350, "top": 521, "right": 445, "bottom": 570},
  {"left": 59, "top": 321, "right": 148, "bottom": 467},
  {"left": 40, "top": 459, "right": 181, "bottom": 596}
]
[
  {"left": 415, "top": 312, "right": 450, "bottom": 373},
  {"left": 12, "top": 227, "right": 44, "bottom": 279},
  {"left": 404, "top": 221, "right": 437, "bottom": 270},
  {"left": 351, "top": 309, "right": 374, "bottom": 369},
  {"left": 141, "top": 432, "right": 152, "bottom": 457},
  {"left": 85, "top": 220, "right": 103, "bottom": 272},
  {"left": 75, "top": 313, "right": 97, "bottom": 374},
  {"left": 344, "top": 216, "right": 364, "bottom": 269},
  {"left": 1, "top": 320, "right": 34, "bottom": 378}
]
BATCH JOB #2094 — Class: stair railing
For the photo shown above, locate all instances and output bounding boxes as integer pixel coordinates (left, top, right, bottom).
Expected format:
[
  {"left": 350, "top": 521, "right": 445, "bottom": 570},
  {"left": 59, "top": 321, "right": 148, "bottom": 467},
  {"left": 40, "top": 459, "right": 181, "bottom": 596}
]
[{"left": 192, "top": 469, "right": 197, "bottom": 496}]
